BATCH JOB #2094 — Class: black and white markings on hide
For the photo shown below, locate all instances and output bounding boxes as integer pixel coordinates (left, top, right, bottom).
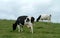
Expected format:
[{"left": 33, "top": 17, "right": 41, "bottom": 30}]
[{"left": 26, "top": 18, "right": 30, "bottom": 22}]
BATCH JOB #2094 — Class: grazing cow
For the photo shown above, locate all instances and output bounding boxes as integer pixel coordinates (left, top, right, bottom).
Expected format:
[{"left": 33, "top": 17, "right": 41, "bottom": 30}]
[
  {"left": 36, "top": 14, "right": 51, "bottom": 22},
  {"left": 12, "top": 16, "right": 35, "bottom": 33}
]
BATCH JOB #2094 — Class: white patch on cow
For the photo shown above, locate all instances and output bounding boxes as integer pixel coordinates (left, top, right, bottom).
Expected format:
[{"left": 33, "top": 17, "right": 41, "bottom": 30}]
[
  {"left": 27, "top": 16, "right": 31, "bottom": 19},
  {"left": 24, "top": 16, "right": 31, "bottom": 24}
]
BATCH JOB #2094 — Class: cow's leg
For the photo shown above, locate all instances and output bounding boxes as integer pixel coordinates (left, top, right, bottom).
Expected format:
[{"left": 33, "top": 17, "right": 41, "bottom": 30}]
[
  {"left": 20, "top": 25, "right": 23, "bottom": 32},
  {"left": 30, "top": 24, "right": 33, "bottom": 34},
  {"left": 27, "top": 22, "right": 33, "bottom": 34},
  {"left": 17, "top": 25, "right": 20, "bottom": 32},
  {"left": 17, "top": 25, "right": 24, "bottom": 32}
]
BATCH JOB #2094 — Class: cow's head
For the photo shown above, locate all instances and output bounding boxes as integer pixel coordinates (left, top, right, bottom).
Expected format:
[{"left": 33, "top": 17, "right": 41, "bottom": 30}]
[{"left": 13, "top": 23, "right": 17, "bottom": 31}]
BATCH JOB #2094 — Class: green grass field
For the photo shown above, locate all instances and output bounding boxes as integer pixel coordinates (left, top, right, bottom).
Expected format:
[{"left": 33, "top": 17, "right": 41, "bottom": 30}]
[{"left": 0, "top": 20, "right": 60, "bottom": 38}]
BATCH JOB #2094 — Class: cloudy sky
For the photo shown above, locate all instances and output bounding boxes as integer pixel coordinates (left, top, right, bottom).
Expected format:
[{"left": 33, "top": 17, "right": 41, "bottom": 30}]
[{"left": 0, "top": 0, "right": 60, "bottom": 23}]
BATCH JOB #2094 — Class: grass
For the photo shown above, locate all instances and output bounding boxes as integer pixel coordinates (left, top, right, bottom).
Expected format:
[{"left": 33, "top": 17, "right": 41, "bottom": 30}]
[{"left": 0, "top": 20, "right": 60, "bottom": 38}]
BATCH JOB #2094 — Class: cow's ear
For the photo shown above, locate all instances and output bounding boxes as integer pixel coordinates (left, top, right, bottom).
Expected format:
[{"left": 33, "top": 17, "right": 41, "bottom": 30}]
[{"left": 31, "top": 17, "right": 35, "bottom": 23}]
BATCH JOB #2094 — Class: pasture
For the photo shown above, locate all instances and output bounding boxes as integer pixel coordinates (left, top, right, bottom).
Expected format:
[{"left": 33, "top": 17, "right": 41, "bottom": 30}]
[{"left": 0, "top": 20, "right": 60, "bottom": 38}]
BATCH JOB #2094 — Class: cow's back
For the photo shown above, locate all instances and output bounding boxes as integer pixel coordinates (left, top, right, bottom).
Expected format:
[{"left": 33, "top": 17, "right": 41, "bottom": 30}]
[{"left": 16, "top": 16, "right": 28, "bottom": 25}]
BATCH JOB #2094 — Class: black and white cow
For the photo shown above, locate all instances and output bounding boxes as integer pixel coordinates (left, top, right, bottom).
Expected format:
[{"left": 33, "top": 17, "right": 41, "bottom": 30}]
[
  {"left": 12, "top": 16, "right": 35, "bottom": 33},
  {"left": 36, "top": 14, "right": 51, "bottom": 22}
]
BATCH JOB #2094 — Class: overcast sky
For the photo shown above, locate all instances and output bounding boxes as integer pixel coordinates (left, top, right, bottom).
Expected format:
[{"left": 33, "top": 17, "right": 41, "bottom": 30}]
[{"left": 0, "top": 0, "right": 60, "bottom": 23}]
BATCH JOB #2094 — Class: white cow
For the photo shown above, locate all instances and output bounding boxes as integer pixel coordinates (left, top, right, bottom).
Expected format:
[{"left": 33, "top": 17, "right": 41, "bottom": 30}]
[{"left": 36, "top": 14, "right": 51, "bottom": 22}]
